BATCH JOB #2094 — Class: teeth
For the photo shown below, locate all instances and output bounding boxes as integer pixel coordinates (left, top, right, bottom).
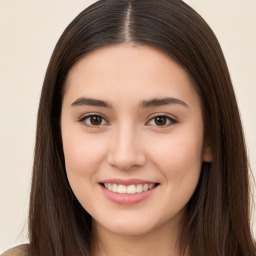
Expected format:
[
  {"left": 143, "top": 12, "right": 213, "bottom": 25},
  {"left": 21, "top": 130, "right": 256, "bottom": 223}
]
[
  {"left": 149, "top": 184, "right": 154, "bottom": 189},
  {"left": 118, "top": 185, "right": 126, "bottom": 194},
  {"left": 127, "top": 185, "right": 136, "bottom": 194},
  {"left": 112, "top": 184, "right": 118, "bottom": 192},
  {"left": 143, "top": 184, "right": 148, "bottom": 192},
  {"left": 103, "top": 183, "right": 156, "bottom": 194},
  {"left": 137, "top": 184, "right": 143, "bottom": 193}
]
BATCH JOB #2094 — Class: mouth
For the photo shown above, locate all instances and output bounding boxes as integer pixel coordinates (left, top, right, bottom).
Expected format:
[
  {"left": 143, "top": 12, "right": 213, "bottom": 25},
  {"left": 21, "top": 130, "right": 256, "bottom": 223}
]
[
  {"left": 100, "top": 182, "right": 159, "bottom": 194},
  {"left": 99, "top": 179, "right": 160, "bottom": 204}
]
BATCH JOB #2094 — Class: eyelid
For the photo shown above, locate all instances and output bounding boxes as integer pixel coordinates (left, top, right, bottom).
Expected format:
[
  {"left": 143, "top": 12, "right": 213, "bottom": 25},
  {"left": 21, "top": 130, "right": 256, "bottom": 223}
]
[
  {"left": 145, "top": 113, "right": 178, "bottom": 127},
  {"left": 78, "top": 113, "right": 109, "bottom": 127},
  {"left": 77, "top": 112, "right": 177, "bottom": 128}
]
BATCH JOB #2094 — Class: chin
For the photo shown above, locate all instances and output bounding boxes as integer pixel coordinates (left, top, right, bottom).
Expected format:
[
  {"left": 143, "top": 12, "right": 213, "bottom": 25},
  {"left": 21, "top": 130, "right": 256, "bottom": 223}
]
[
  {"left": 94, "top": 215, "right": 165, "bottom": 237},
  {"left": 106, "top": 223, "right": 154, "bottom": 236}
]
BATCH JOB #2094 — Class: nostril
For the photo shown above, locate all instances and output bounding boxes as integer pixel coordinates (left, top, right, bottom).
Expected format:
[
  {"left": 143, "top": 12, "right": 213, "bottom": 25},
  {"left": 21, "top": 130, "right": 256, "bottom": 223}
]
[{"left": 107, "top": 143, "right": 147, "bottom": 170}]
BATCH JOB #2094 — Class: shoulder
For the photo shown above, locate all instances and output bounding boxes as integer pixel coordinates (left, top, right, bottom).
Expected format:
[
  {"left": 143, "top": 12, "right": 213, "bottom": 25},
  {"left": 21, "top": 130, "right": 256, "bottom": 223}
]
[{"left": 1, "top": 244, "right": 29, "bottom": 256}]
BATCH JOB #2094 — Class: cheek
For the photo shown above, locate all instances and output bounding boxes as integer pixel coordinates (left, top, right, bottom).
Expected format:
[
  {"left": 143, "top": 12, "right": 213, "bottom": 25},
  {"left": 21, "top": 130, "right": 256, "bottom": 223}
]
[
  {"left": 151, "top": 130, "right": 203, "bottom": 165},
  {"left": 62, "top": 133, "right": 108, "bottom": 181},
  {"left": 151, "top": 135, "right": 203, "bottom": 219},
  {"left": 148, "top": 130, "right": 203, "bottom": 192},
  {"left": 62, "top": 133, "right": 109, "bottom": 212}
]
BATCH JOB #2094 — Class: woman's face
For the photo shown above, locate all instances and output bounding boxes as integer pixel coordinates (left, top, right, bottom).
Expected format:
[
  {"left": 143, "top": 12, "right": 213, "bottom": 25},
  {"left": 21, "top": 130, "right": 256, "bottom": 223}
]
[{"left": 61, "top": 44, "right": 212, "bottom": 236}]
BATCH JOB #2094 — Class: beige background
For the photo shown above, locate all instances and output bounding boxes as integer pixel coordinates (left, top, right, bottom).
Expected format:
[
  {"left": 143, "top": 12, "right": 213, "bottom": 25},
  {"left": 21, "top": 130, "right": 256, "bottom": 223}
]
[{"left": 0, "top": 0, "right": 255, "bottom": 253}]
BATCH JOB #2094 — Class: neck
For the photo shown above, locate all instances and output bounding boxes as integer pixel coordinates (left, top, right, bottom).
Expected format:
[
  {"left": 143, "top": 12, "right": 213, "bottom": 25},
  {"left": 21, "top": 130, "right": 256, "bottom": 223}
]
[{"left": 92, "top": 220, "right": 186, "bottom": 256}]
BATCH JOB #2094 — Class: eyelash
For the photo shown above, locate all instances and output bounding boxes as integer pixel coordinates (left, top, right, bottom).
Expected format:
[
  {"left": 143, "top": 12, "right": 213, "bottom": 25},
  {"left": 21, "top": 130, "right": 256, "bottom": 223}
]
[
  {"left": 79, "top": 114, "right": 177, "bottom": 128},
  {"left": 79, "top": 114, "right": 109, "bottom": 128},
  {"left": 146, "top": 114, "right": 177, "bottom": 127}
]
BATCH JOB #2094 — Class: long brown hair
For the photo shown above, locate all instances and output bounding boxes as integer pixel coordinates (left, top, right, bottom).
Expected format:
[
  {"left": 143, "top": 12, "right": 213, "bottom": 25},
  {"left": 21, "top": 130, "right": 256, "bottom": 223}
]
[{"left": 28, "top": 0, "right": 256, "bottom": 255}]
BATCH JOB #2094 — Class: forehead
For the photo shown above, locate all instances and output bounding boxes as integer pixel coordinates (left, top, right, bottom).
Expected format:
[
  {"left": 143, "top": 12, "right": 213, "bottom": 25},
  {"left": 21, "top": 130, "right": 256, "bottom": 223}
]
[{"left": 63, "top": 44, "right": 199, "bottom": 108}]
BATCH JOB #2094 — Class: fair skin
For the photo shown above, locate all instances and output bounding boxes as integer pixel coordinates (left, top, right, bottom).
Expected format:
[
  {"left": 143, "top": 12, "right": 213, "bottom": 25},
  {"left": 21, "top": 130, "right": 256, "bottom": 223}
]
[{"left": 61, "top": 44, "right": 212, "bottom": 256}]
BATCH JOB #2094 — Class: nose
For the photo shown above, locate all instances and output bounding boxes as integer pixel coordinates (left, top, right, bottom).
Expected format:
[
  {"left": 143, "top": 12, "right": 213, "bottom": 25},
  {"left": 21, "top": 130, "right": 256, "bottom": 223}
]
[{"left": 107, "top": 125, "right": 147, "bottom": 171}]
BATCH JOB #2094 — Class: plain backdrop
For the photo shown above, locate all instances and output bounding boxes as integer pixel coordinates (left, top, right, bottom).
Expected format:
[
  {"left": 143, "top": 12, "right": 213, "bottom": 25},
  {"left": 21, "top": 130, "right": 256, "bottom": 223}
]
[{"left": 0, "top": 0, "right": 255, "bottom": 253}]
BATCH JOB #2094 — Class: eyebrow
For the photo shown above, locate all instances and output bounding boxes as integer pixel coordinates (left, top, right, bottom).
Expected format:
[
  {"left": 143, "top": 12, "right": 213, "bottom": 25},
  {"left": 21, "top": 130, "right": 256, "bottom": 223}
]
[
  {"left": 71, "top": 97, "right": 112, "bottom": 108},
  {"left": 141, "top": 97, "right": 188, "bottom": 108},
  {"left": 71, "top": 97, "right": 188, "bottom": 109}
]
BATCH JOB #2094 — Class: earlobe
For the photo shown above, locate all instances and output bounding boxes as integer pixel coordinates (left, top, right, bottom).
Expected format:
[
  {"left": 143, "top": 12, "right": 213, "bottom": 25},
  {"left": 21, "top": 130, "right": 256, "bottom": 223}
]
[{"left": 203, "top": 139, "right": 213, "bottom": 162}]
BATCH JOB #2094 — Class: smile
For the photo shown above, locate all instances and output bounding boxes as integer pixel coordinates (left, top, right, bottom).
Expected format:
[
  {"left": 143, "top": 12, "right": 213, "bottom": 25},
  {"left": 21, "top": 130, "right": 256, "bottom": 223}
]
[
  {"left": 100, "top": 179, "right": 160, "bottom": 204},
  {"left": 103, "top": 183, "right": 156, "bottom": 194}
]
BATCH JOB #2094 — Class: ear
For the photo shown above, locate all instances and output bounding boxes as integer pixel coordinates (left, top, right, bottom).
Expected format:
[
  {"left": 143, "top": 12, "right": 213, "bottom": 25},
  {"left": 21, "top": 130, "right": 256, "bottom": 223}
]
[{"left": 202, "top": 138, "right": 213, "bottom": 162}]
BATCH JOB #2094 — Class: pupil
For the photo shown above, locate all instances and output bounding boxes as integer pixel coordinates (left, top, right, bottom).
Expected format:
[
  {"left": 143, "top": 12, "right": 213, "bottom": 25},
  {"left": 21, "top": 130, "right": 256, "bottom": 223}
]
[
  {"left": 155, "top": 116, "right": 166, "bottom": 126},
  {"left": 90, "top": 116, "right": 102, "bottom": 125}
]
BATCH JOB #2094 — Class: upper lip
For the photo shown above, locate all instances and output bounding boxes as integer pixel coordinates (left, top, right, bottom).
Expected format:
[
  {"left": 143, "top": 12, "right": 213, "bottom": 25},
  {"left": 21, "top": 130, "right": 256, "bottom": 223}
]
[{"left": 99, "top": 178, "right": 159, "bottom": 186}]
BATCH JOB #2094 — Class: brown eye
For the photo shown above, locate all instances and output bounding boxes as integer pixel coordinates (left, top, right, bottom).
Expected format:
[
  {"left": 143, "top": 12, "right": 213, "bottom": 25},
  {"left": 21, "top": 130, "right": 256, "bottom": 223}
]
[
  {"left": 90, "top": 116, "right": 103, "bottom": 126},
  {"left": 155, "top": 116, "right": 168, "bottom": 126},
  {"left": 80, "top": 115, "right": 108, "bottom": 127},
  {"left": 147, "top": 115, "right": 177, "bottom": 127}
]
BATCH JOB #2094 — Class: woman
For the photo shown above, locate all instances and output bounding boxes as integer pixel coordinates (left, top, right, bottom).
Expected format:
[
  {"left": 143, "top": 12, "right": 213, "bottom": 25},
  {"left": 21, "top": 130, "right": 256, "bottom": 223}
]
[{"left": 2, "top": 0, "right": 255, "bottom": 255}]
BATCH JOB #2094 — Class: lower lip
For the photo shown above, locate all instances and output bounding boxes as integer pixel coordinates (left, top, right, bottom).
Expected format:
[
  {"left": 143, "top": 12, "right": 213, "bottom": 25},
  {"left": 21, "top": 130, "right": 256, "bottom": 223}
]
[{"left": 100, "top": 185, "right": 157, "bottom": 205}]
